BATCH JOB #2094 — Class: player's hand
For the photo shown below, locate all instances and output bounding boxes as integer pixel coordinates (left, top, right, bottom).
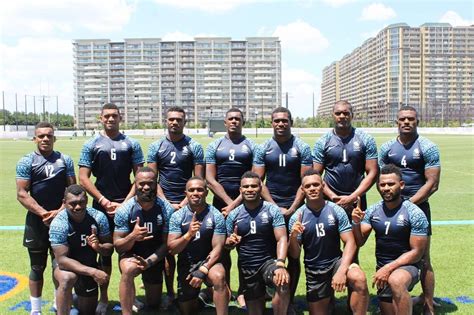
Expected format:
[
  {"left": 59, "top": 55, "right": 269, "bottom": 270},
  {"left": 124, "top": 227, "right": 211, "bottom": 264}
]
[
  {"left": 187, "top": 213, "right": 201, "bottom": 238},
  {"left": 91, "top": 269, "right": 109, "bottom": 285},
  {"left": 227, "top": 225, "right": 241, "bottom": 247},
  {"left": 351, "top": 197, "right": 365, "bottom": 224},
  {"left": 42, "top": 210, "right": 59, "bottom": 226},
  {"left": 337, "top": 194, "right": 357, "bottom": 209},
  {"left": 273, "top": 267, "right": 289, "bottom": 286},
  {"left": 221, "top": 204, "right": 234, "bottom": 218},
  {"left": 372, "top": 264, "right": 392, "bottom": 290},
  {"left": 290, "top": 212, "right": 304, "bottom": 238},
  {"left": 331, "top": 268, "right": 347, "bottom": 292},
  {"left": 86, "top": 225, "right": 100, "bottom": 252},
  {"left": 132, "top": 254, "right": 149, "bottom": 271},
  {"left": 171, "top": 203, "right": 181, "bottom": 210},
  {"left": 186, "top": 269, "right": 206, "bottom": 288},
  {"left": 131, "top": 217, "right": 153, "bottom": 242}
]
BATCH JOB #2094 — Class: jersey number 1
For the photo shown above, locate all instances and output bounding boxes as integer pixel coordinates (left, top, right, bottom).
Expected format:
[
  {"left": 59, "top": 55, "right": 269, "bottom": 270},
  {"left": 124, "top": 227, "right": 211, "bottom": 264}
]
[{"left": 279, "top": 154, "right": 286, "bottom": 167}]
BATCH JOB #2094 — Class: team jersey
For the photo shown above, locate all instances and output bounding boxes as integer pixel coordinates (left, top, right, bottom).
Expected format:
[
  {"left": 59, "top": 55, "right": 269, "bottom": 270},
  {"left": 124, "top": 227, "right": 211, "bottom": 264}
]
[
  {"left": 313, "top": 128, "right": 378, "bottom": 196},
  {"left": 16, "top": 151, "right": 75, "bottom": 210},
  {"left": 289, "top": 201, "right": 351, "bottom": 271},
  {"left": 379, "top": 135, "right": 440, "bottom": 198},
  {"left": 226, "top": 201, "right": 286, "bottom": 270},
  {"left": 168, "top": 205, "right": 226, "bottom": 267},
  {"left": 253, "top": 136, "right": 312, "bottom": 208},
  {"left": 49, "top": 207, "right": 110, "bottom": 267},
  {"left": 114, "top": 197, "right": 174, "bottom": 258},
  {"left": 206, "top": 135, "right": 256, "bottom": 200},
  {"left": 362, "top": 200, "right": 428, "bottom": 267},
  {"left": 147, "top": 136, "right": 204, "bottom": 203},
  {"left": 78, "top": 133, "right": 144, "bottom": 202}
]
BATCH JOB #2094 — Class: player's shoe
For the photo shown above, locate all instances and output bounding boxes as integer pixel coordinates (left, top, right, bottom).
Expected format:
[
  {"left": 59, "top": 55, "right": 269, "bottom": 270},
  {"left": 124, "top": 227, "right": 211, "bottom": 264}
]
[
  {"left": 132, "top": 298, "right": 145, "bottom": 312},
  {"left": 95, "top": 301, "right": 108, "bottom": 315}
]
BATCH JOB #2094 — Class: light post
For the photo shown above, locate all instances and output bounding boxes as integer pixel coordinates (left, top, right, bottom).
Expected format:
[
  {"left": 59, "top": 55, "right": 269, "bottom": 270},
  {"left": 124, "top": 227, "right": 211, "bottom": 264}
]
[
  {"left": 255, "top": 110, "right": 258, "bottom": 138},
  {"left": 135, "top": 95, "right": 140, "bottom": 129}
]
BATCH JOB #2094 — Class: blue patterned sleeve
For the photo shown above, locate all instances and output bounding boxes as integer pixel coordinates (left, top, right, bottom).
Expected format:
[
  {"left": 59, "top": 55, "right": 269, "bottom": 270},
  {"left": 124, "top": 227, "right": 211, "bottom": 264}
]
[
  {"left": 269, "top": 203, "right": 286, "bottom": 228},
  {"left": 205, "top": 138, "right": 219, "bottom": 164},
  {"left": 147, "top": 139, "right": 162, "bottom": 163},
  {"left": 212, "top": 207, "right": 227, "bottom": 235},
  {"left": 49, "top": 211, "right": 69, "bottom": 246},
  {"left": 63, "top": 154, "right": 76, "bottom": 177},
  {"left": 114, "top": 201, "right": 132, "bottom": 233},
  {"left": 378, "top": 141, "right": 391, "bottom": 168},
  {"left": 225, "top": 208, "right": 238, "bottom": 236},
  {"left": 169, "top": 210, "right": 184, "bottom": 235},
  {"left": 160, "top": 198, "right": 175, "bottom": 233},
  {"left": 363, "top": 132, "right": 378, "bottom": 160},
  {"left": 361, "top": 204, "right": 377, "bottom": 226},
  {"left": 78, "top": 137, "right": 96, "bottom": 168},
  {"left": 129, "top": 137, "right": 145, "bottom": 165},
  {"left": 405, "top": 201, "right": 428, "bottom": 236},
  {"left": 333, "top": 205, "right": 351, "bottom": 233},
  {"left": 89, "top": 208, "right": 110, "bottom": 237},
  {"left": 297, "top": 138, "right": 313, "bottom": 166},
  {"left": 253, "top": 142, "right": 265, "bottom": 167},
  {"left": 190, "top": 140, "right": 205, "bottom": 164},
  {"left": 312, "top": 135, "right": 327, "bottom": 164},
  {"left": 16, "top": 154, "right": 33, "bottom": 180},
  {"left": 420, "top": 138, "right": 440, "bottom": 169}
]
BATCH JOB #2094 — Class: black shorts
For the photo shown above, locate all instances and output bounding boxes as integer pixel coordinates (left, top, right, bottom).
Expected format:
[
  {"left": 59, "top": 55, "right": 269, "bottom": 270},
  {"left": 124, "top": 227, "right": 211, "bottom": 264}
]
[
  {"left": 177, "top": 260, "right": 213, "bottom": 302},
  {"left": 75, "top": 274, "right": 99, "bottom": 298},
  {"left": 240, "top": 259, "right": 280, "bottom": 301},
  {"left": 377, "top": 265, "right": 420, "bottom": 303},
  {"left": 417, "top": 201, "right": 432, "bottom": 236},
  {"left": 142, "top": 260, "right": 165, "bottom": 285},
  {"left": 24, "top": 211, "right": 50, "bottom": 250},
  {"left": 305, "top": 258, "right": 341, "bottom": 302}
]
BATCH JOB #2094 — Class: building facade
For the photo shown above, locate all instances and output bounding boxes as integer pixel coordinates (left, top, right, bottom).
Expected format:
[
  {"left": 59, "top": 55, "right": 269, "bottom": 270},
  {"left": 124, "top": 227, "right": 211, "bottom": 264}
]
[
  {"left": 318, "top": 23, "right": 473, "bottom": 124},
  {"left": 73, "top": 37, "right": 281, "bottom": 129}
]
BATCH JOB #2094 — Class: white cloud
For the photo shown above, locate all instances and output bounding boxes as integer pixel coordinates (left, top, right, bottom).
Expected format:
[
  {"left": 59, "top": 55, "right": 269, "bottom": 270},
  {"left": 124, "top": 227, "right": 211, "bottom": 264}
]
[
  {"left": 360, "top": 3, "right": 396, "bottom": 21},
  {"left": 0, "top": 0, "right": 135, "bottom": 36},
  {"left": 439, "top": 11, "right": 474, "bottom": 27},
  {"left": 162, "top": 32, "right": 195, "bottom": 41},
  {"left": 0, "top": 38, "right": 74, "bottom": 114},
  {"left": 282, "top": 64, "right": 320, "bottom": 118},
  {"left": 272, "top": 20, "right": 329, "bottom": 54},
  {"left": 322, "top": 0, "right": 357, "bottom": 8},
  {"left": 153, "top": 0, "right": 264, "bottom": 13}
]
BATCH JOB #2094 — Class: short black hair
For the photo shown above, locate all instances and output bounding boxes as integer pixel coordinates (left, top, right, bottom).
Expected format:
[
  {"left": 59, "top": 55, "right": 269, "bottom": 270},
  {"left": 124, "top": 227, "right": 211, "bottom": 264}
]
[
  {"left": 101, "top": 103, "right": 120, "bottom": 114},
  {"left": 333, "top": 100, "right": 353, "bottom": 114},
  {"left": 186, "top": 176, "right": 206, "bottom": 187},
  {"left": 380, "top": 164, "right": 403, "bottom": 180},
  {"left": 35, "top": 122, "right": 54, "bottom": 130},
  {"left": 271, "top": 106, "right": 293, "bottom": 124},
  {"left": 136, "top": 166, "right": 157, "bottom": 178},
  {"left": 64, "top": 184, "right": 86, "bottom": 199},
  {"left": 398, "top": 105, "right": 418, "bottom": 118},
  {"left": 226, "top": 107, "right": 245, "bottom": 124},
  {"left": 302, "top": 169, "right": 322, "bottom": 179},
  {"left": 241, "top": 171, "right": 261, "bottom": 181},
  {"left": 167, "top": 106, "right": 186, "bottom": 119}
]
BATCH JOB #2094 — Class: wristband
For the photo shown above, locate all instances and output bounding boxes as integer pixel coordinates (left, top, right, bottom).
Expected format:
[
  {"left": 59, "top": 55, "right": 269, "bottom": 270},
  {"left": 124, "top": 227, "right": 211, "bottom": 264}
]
[
  {"left": 183, "top": 233, "right": 191, "bottom": 241},
  {"left": 98, "top": 196, "right": 105, "bottom": 204},
  {"left": 190, "top": 269, "right": 207, "bottom": 280},
  {"left": 201, "top": 264, "right": 209, "bottom": 272},
  {"left": 351, "top": 221, "right": 360, "bottom": 226},
  {"left": 276, "top": 259, "right": 286, "bottom": 263}
]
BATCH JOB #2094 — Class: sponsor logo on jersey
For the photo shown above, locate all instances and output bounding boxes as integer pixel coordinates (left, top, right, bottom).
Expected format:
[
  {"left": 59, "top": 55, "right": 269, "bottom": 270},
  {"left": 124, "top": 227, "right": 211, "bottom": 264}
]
[
  {"left": 157, "top": 214, "right": 163, "bottom": 225},
  {"left": 121, "top": 141, "right": 128, "bottom": 148},
  {"left": 413, "top": 148, "right": 421, "bottom": 159},
  {"left": 327, "top": 214, "right": 336, "bottom": 225},
  {"left": 206, "top": 217, "right": 213, "bottom": 229},
  {"left": 397, "top": 214, "right": 405, "bottom": 226},
  {"left": 182, "top": 146, "right": 189, "bottom": 156},
  {"left": 241, "top": 144, "right": 249, "bottom": 153},
  {"left": 353, "top": 141, "right": 361, "bottom": 151},
  {"left": 261, "top": 212, "right": 269, "bottom": 224}
]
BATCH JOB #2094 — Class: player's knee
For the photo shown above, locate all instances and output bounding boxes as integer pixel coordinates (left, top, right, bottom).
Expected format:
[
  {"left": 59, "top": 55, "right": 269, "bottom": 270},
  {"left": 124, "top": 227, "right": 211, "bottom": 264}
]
[
  {"left": 347, "top": 268, "right": 368, "bottom": 292},
  {"left": 210, "top": 269, "right": 226, "bottom": 288},
  {"left": 58, "top": 272, "right": 78, "bottom": 289},
  {"left": 120, "top": 261, "right": 140, "bottom": 278},
  {"left": 388, "top": 277, "right": 408, "bottom": 296},
  {"left": 29, "top": 265, "right": 46, "bottom": 281}
]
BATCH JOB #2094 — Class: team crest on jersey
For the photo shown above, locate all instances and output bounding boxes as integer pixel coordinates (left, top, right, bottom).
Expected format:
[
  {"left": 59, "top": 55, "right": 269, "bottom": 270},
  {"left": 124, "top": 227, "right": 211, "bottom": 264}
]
[
  {"left": 413, "top": 148, "right": 421, "bottom": 159},
  {"left": 182, "top": 146, "right": 189, "bottom": 156},
  {"left": 397, "top": 214, "right": 405, "bottom": 226},
  {"left": 327, "top": 214, "right": 336, "bottom": 225},
  {"left": 290, "top": 147, "right": 298, "bottom": 157},
  {"left": 261, "top": 212, "right": 269, "bottom": 224},
  {"left": 353, "top": 141, "right": 361, "bottom": 151},
  {"left": 121, "top": 141, "right": 128, "bottom": 148},
  {"left": 242, "top": 144, "right": 249, "bottom": 153},
  {"left": 55, "top": 159, "right": 65, "bottom": 167},
  {"left": 157, "top": 214, "right": 163, "bottom": 225},
  {"left": 206, "top": 217, "right": 213, "bottom": 229}
]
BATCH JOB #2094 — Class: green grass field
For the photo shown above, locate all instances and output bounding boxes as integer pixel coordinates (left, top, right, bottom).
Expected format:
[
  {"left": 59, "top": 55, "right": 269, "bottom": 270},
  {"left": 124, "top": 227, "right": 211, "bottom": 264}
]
[{"left": 0, "top": 133, "right": 473, "bottom": 314}]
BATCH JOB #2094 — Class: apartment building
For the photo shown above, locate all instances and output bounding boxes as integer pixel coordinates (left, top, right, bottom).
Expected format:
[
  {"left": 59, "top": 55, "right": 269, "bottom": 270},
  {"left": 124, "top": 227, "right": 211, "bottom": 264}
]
[
  {"left": 73, "top": 37, "right": 281, "bottom": 128},
  {"left": 318, "top": 23, "right": 473, "bottom": 123}
]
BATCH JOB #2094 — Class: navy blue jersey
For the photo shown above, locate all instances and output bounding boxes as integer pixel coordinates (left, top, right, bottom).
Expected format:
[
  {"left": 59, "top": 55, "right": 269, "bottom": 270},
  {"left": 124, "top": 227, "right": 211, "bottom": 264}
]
[
  {"left": 114, "top": 197, "right": 174, "bottom": 258},
  {"left": 147, "top": 136, "right": 204, "bottom": 203},
  {"left": 289, "top": 202, "right": 351, "bottom": 271},
  {"left": 253, "top": 136, "right": 312, "bottom": 208},
  {"left": 50, "top": 207, "right": 110, "bottom": 267},
  {"left": 169, "top": 205, "right": 226, "bottom": 267},
  {"left": 379, "top": 135, "right": 440, "bottom": 198},
  {"left": 226, "top": 201, "right": 286, "bottom": 270},
  {"left": 79, "top": 134, "right": 144, "bottom": 201},
  {"left": 16, "top": 151, "right": 75, "bottom": 210},
  {"left": 206, "top": 135, "right": 256, "bottom": 200},
  {"left": 313, "top": 128, "right": 378, "bottom": 196},
  {"left": 363, "top": 200, "right": 428, "bottom": 267}
]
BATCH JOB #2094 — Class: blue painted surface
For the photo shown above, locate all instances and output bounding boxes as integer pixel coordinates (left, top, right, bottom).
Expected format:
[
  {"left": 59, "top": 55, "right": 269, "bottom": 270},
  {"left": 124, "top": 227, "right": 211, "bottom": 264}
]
[
  {"left": 9, "top": 301, "right": 48, "bottom": 311},
  {"left": 457, "top": 296, "right": 474, "bottom": 304},
  {"left": 0, "top": 275, "right": 17, "bottom": 296}
]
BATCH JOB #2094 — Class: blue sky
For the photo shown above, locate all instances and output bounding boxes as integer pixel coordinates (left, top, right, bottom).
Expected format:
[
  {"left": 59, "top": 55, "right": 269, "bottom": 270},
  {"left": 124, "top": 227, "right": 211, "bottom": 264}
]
[{"left": 0, "top": 0, "right": 472, "bottom": 118}]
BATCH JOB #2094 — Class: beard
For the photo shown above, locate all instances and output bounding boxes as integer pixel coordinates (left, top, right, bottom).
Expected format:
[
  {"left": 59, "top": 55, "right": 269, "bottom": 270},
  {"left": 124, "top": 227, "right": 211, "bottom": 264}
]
[
  {"left": 382, "top": 190, "right": 401, "bottom": 202},
  {"left": 137, "top": 188, "right": 157, "bottom": 203}
]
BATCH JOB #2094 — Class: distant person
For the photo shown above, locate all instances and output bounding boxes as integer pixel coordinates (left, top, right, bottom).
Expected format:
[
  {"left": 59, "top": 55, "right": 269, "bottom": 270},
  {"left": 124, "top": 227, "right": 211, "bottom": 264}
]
[
  {"left": 352, "top": 164, "right": 429, "bottom": 315},
  {"left": 79, "top": 103, "right": 144, "bottom": 314},
  {"left": 147, "top": 106, "right": 205, "bottom": 307},
  {"left": 206, "top": 107, "right": 256, "bottom": 307},
  {"left": 313, "top": 100, "right": 378, "bottom": 214},
  {"left": 167, "top": 177, "right": 229, "bottom": 315},
  {"left": 252, "top": 107, "right": 312, "bottom": 313},
  {"left": 49, "top": 185, "right": 112, "bottom": 315},
  {"left": 225, "top": 171, "right": 290, "bottom": 315},
  {"left": 16, "top": 122, "right": 76, "bottom": 315},
  {"left": 379, "top": 106, "right": 440, "bottom": 314},
  {"left": 113, "top": 167, "right": 174, "bottom": 315},
  {"left": 288, "top": 170, "right": 368, "bottom": 315}
]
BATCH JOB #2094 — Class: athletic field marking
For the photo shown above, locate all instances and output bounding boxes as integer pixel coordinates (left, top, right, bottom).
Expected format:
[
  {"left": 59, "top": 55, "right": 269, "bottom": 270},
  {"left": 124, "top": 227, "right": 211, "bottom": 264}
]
[{"left": 0, "top": 272, "right": 28, "bottom": 302}]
